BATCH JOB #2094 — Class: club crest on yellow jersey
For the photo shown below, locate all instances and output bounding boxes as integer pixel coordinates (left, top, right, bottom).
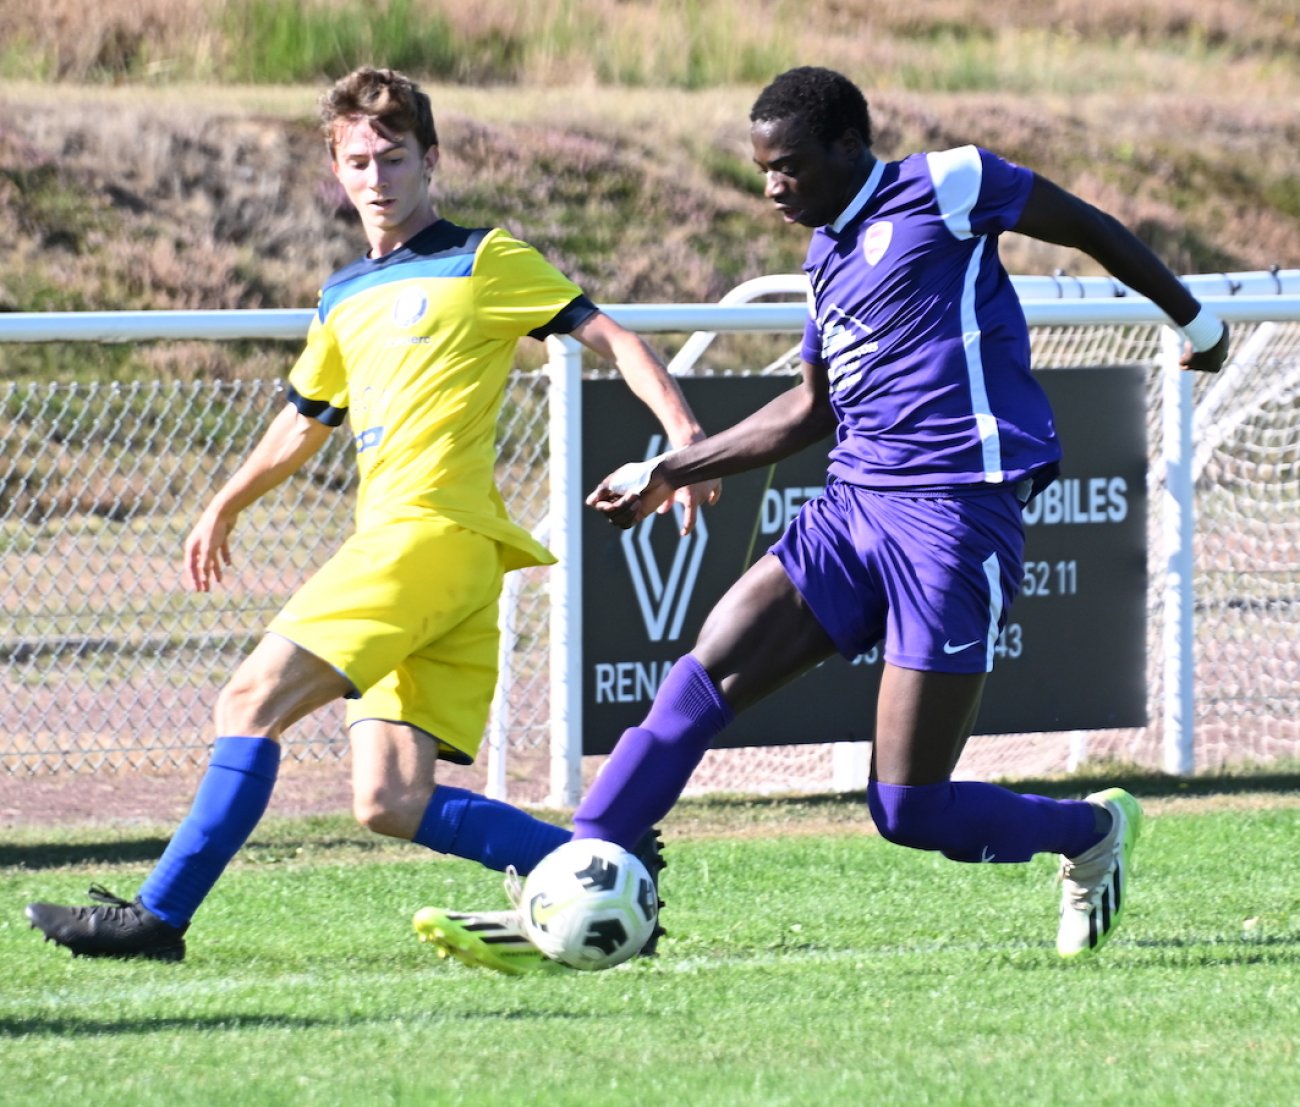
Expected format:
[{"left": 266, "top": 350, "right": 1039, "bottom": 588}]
[{"left": 391, "top": 287, "right": 429, "bottom": 328}]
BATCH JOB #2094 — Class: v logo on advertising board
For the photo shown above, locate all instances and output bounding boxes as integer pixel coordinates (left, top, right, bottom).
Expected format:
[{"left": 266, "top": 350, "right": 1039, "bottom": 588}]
[{"left": 619, "top": 435, "right": 709, "bottom": 642}]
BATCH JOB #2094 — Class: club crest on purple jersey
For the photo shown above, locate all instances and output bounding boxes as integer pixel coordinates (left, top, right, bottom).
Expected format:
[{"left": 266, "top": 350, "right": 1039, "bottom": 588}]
[{"left": 862, "top": 221, "right": 892, "bottom": 265}]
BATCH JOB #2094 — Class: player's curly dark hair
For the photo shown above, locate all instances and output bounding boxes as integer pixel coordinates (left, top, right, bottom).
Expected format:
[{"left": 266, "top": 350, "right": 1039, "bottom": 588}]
[
  {"left": 319, "top": 67, "right": 439, "bottom": 156},
  {"left": 749, "top": 66, "right": 872, "bottom": 148}
]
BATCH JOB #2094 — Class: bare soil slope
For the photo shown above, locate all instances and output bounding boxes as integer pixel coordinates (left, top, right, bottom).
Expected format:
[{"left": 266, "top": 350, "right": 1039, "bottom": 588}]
[{"left": 2, "top": 83, "right": 1296, "bottom": 342}]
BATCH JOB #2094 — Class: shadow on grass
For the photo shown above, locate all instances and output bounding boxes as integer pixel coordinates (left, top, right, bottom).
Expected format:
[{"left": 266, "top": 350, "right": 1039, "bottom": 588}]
[
  {"left": 0, "top": 1006, "right": 586, "bottom": 1038},
  {"left": 678, "top": 768, "right": 1300, "bottom": 813},
  {"left": 0, "top": 823, "right": 391, "bottom": 872},
  {"left": 0, "top": 1013, "right": 335, "bottom": 1038},
  {"left": 1121, "top": 933, "right": 1300, "bottom": 968},
  {"left": 0, "top": 837, "right": 172, "bottom": 871},
  {"left": 1132, "top": 933, "right": 1300, "bottom": 950}
]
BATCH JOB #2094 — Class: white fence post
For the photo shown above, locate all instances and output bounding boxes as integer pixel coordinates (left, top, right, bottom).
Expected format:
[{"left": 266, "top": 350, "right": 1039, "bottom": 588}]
[
  {"left": 1160, "top": 326, "right": 1196, "bottom": 775},
  {"left": 547, "top": 335, "right": 585, "bottom": 808},
  {"left": 832, "top": 742, "right": 871, "bottom": 792},
  {"left": 484, "top": 567, "right": 521, "bottom": 800}
]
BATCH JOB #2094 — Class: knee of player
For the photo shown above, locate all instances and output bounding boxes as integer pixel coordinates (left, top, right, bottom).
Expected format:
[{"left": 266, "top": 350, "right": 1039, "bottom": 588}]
[
  {"left": 213, "top": 679, "right": 262, "bottom": 730},
  {"left": 866, "top": 780, "right": 956, "bottom": 852},
  {"left": 353, "top": 802, "right": 404, "bottom": 839},
  {"left": 352, "top": 786, "right": 422, "bottom": 840},
  {"left": 215, "top": 652, "right": 328, "bottom": 736},
  {"left": 214, "top": 674, "right": 280, "bottom": 736}
]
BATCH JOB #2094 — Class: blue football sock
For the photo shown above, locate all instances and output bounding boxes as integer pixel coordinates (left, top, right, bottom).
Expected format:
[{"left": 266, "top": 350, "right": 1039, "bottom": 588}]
[
  {"left": 413, "top": 785, "right": 570, "bottom": 875},
  {"left": 138, "top": 736, "right": 280, "bottom": 927}
]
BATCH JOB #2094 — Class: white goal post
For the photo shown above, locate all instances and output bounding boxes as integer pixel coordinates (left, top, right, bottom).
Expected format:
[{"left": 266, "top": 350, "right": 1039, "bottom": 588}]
[{"left": 1, "top": 269, "right": 1297, "bottom": 809}]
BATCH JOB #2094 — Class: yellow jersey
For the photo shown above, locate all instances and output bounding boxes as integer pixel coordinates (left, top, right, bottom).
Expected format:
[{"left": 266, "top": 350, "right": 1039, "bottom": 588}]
[{"left": 287, "top": 220, "right": 597, "bottom": 569}]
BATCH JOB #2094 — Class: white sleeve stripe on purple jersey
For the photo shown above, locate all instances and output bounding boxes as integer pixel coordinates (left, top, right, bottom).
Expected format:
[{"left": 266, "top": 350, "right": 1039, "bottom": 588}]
[
  {"left": 925, "top": 145, "right": 983, "bottom": 241},
  {"left": 981, "top": 551, "right": 1004, "bottom": 672},
  {"left": 959, "top": 236, "right": 1006, "bottom": 483}
]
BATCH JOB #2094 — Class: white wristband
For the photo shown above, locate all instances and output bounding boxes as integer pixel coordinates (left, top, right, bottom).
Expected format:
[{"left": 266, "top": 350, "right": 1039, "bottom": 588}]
[
  {"left": 1182, "top": 307, "right": 1225, "bottom": 352},
  {"left": 605, "top": 450, "right": 674, "bottom": 496}
]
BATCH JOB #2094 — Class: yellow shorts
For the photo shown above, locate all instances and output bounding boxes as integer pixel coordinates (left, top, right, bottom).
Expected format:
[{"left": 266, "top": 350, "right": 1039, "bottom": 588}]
[{"left": 267, "top": 519, "right": 505, "bottom": 764}]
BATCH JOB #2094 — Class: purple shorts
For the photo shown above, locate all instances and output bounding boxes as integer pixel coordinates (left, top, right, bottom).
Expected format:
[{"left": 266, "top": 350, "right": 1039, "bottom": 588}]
[{"left": 770, "top": 480, "right": 1026, "bottom": 673}]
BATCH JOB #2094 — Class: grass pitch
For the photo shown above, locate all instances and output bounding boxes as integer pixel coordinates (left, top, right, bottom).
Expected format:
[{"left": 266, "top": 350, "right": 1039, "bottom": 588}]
[{"left": 1, "top": 785, "right": 1296, "bottom": 1106}]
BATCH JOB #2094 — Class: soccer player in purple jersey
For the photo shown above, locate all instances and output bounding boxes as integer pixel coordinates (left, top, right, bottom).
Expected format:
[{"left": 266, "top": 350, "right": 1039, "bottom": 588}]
[{"left": 424, "top": 66, "right": 1231, "bottom": 971}]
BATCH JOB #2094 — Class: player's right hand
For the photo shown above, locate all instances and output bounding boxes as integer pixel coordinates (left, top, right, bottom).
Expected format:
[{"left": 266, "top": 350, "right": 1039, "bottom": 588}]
[
  {"left": 184, "top": 508, "right": 235, "bottom": 592},
  {"left": 586, "top": 458, "right": 675, "bottom": 531},
  {"left": 588, "top": 450, "right": 719, "bottom": 535}
]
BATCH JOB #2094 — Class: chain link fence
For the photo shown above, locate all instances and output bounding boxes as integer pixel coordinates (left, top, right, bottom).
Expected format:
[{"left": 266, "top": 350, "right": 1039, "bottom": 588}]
[
  {"left": 1, "top": 316, "right": 1297, "bottom": 807},
  {"left": 0, "top": 373, "right": 555, "bottom": 784}
]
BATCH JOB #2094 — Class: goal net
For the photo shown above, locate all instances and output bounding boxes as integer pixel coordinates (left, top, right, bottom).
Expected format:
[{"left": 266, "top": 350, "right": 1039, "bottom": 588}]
[{"left": 685, "top": 312, "right": 1300, "bottom": 798}]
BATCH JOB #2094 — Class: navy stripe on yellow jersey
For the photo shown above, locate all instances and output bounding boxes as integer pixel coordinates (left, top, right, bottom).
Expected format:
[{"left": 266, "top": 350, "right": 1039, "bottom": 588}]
[
  {"left": 284, "top": 218, "right": 585, "bottom": 570},
  {"left": 317, "top": 224, "right": 490, "bottom": 322},
  {"left": 533, "top": 295, "right": 598, "bottom": 339},
  {"left": 286, "top": 385, "right": 347, "bottom": 427}
]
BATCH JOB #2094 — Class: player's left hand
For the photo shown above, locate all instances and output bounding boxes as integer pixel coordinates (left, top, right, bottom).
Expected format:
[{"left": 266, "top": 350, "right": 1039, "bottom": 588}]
[{"left": 1181, "top": 321, "right": 1230, "bottom": 373}]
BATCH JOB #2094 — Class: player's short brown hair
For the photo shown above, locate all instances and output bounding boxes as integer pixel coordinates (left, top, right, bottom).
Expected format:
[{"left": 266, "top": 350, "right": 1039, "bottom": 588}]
[{"left": 319, "top": 67, "right": 438, "bottom": 157}]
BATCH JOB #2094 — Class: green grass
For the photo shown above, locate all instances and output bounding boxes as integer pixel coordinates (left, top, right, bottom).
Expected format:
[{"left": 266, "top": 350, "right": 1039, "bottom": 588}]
[
  {"left": 6, "top": 0, "right": 1299, "bottom": 94},
  {"left": 2, "top": 792, "right": 1297, "bottom": 1106},
  {"left": 221, "top": 0, "right": 462, "bottom": 84}
]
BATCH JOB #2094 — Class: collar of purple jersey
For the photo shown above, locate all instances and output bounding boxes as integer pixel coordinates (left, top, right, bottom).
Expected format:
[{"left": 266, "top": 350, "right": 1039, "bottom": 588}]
[{"left": 829, "top": 158, "right": 886, "bottom": 235}]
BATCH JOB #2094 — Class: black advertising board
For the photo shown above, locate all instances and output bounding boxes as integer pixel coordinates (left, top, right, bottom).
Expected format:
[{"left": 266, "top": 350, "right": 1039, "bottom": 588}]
[{"left": 580, "top": 368, "right": 1147, "bottom": 754}]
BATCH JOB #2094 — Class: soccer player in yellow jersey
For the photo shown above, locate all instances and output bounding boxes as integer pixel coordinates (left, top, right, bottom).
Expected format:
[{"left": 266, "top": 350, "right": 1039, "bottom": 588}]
[{"left": 25, "top": 67, "right": 717, "bottom": 962}]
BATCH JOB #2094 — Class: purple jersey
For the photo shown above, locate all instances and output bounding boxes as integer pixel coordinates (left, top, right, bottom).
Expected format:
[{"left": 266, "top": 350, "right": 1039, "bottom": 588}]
[{"left": 800, "top": 145, "right": 1061, "bottom": 490}]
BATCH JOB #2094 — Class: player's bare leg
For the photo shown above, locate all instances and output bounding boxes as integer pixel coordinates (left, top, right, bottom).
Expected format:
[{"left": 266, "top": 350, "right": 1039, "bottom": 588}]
[
  {"left": 696, "top": 554, "right": 838, "bottom": 711},
  {"left": 215, "top": 633, "right": 354, "bottom": 738},
  {"left": 351, "top": 714, "right": 579, "bottom": 889},
  {"left": 870, "top": 665, "right": 987, "bottom": 786},
  {"left": 349, "top": 719, "right": 441, "bottom": 840},
  {"left": 26, "top": 636, "right": 350, "bottom": 960},
  {"left": 865, "top": 663, "right": 1138, "bottom": 955}
]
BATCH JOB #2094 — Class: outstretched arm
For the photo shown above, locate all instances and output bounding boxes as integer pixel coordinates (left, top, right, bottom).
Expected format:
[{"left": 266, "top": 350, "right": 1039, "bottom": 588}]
[
  {"left": 571, "top": 310, "right": 721, "bottom": 534},
  {"left": 185, "top": 403, "right": 334, "bottom": 592},
  {"left": 1013, "top": 175, "right": 1229, "bottom": 373},
  {"left": 588, "top": 358, "right": 836, "bottom": 529}
]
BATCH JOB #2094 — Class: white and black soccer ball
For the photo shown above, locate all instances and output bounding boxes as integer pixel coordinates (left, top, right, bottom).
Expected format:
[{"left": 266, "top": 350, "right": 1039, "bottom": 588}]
[{"left": 521, "top": 839, "right": 658, "bottom": 970}]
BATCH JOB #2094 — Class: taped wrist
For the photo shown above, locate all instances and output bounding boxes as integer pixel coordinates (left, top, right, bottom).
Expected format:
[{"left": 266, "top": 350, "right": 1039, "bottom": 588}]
[
  {"left": 1182, "top": 307, "right": 1225, "bottom": 352},
  {"left": 606, "top": 448, "right": 680, "bottom": 495}
]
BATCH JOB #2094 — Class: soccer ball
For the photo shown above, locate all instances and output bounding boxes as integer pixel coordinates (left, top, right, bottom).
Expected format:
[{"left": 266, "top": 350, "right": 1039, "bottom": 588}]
[{"left": 520, "top": 839, "right": 658, "bottom": 970}]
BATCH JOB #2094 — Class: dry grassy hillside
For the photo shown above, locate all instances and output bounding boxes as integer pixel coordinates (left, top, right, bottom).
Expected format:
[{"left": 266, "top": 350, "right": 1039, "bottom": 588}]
[
  {"left": 4, "top": 0, "right": 1299, "bottom": 88},
  {"left": 0, "top": 1, "right": 1297, "bottom": 379}
]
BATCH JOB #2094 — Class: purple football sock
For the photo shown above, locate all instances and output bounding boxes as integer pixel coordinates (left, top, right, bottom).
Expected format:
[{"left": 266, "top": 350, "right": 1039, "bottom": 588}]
[
  {"left": 867, "top": 779, "right": 1102, "bottom": 863},
  {"left": 573, "top": 655, "right": 733, "bottom": 849}
]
